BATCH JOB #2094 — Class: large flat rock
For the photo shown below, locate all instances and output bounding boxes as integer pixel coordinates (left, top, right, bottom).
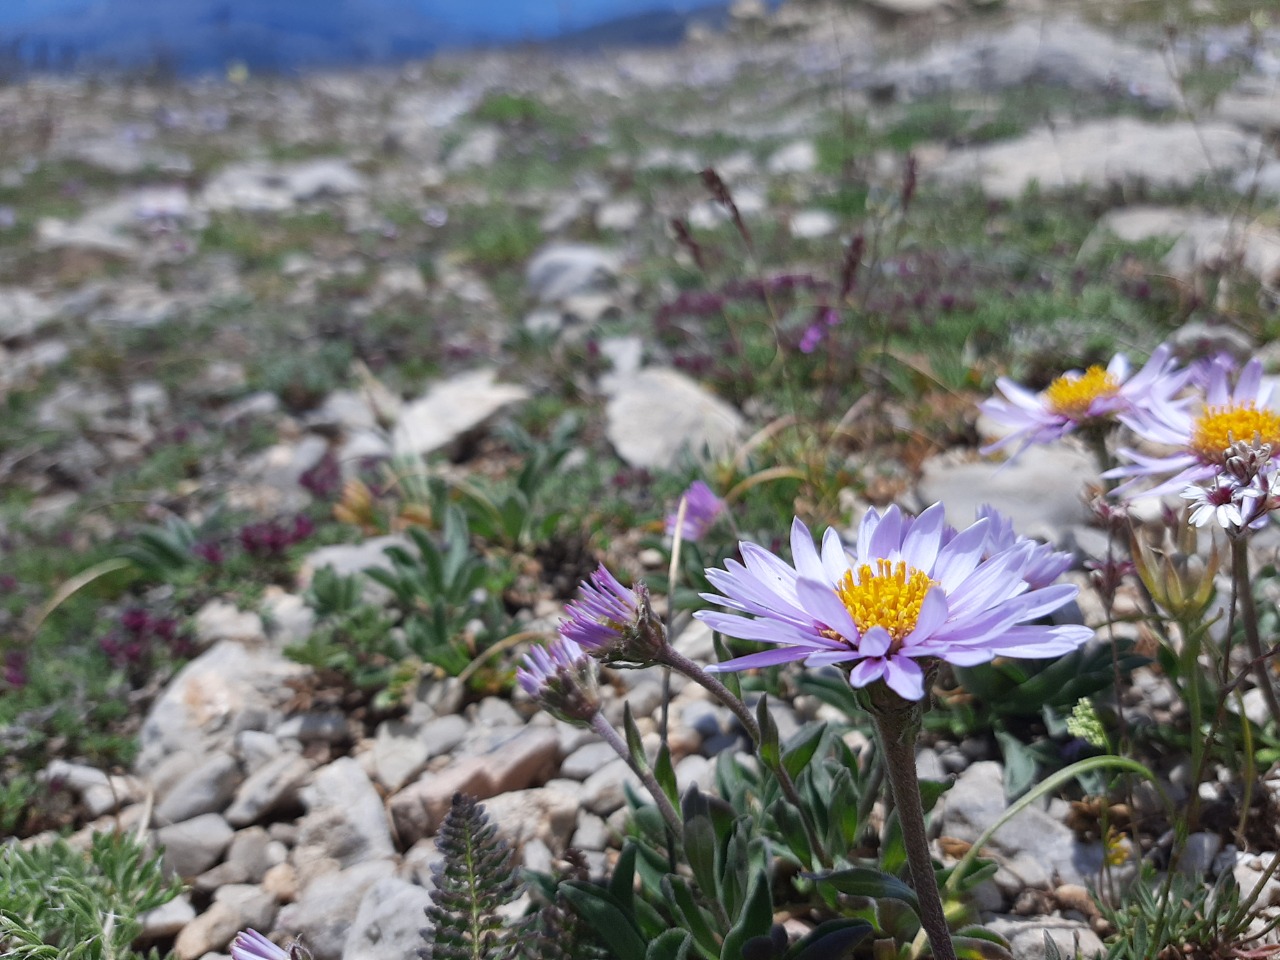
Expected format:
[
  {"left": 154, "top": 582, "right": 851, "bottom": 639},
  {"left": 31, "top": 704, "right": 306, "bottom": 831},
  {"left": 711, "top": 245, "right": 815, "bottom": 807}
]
[
  {"left": 604, "top": 367, "right": 745, "bottom": 470},
  {"left": 931, "top": 118, "right": 1261, "bottom": 199}
]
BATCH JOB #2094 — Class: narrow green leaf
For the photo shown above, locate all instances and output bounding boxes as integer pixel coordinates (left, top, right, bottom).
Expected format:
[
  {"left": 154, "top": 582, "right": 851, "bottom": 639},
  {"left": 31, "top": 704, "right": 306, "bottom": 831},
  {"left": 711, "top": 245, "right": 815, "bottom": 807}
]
[
  {"left": 720, "top": 870, "right": 773, "bottom": 960},
  {"left": 624, "top": 703, "right": 647, "bottom": 770},
  {"left": 654, "top": 744, "right": 679, "bottom": 809},
  {"left": 781, "top": 722, "right": 827, "bottom": 782},
  {"left": 805, "top": 868, "right": 919, "bottom": 914},
  {"left": 786, "top": 919, "right": 874, "bottom": 960},
  {"left": 561, "top": 881, "right": 648, "bottom": 960},
  {"left": 757, "top": 695, "right": 781, "bottom": 770},
  {"left": 664, "top": 875, "right": 722, "bottom": 959},
  {"left": 609, "top": 843, "right": 638, "bottom": 915},
  {"left": 647, "top": 930, "right": 694, "bottom": 960}
]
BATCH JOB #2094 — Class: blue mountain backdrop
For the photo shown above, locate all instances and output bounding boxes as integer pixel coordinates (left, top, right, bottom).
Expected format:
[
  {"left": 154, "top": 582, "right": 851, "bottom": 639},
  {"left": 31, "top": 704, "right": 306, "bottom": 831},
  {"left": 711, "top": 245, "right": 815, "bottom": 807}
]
[{"left": 0, "top": 0, "right": 760, "bottom": 74}]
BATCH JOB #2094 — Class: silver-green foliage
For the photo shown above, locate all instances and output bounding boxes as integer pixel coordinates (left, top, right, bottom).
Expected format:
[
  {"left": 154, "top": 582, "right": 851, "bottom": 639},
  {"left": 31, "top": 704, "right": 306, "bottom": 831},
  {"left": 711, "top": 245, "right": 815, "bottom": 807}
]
[{"left": 0, "top": 831, "right": 183, "bottom": 960}]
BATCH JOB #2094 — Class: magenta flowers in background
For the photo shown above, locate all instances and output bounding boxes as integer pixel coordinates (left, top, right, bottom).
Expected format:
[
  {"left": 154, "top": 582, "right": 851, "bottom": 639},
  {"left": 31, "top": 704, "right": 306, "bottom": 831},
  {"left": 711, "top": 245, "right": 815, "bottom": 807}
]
[{"left": 696, "top": 504, "right": 1092, "bottom": 700}]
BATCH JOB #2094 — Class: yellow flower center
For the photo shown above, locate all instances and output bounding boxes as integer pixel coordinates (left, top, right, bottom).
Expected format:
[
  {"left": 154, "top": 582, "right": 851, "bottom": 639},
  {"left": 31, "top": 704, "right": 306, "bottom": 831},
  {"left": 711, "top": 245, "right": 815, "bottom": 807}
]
[
  {"left": 835, "top": 559, "right": 936, "bottom": 650},
  {"left": 1043, "top": 366, "right": 1120, "bottom": 419},
  {"left": 1190, "top": 403, "right": 1280, "bottom": 464}
]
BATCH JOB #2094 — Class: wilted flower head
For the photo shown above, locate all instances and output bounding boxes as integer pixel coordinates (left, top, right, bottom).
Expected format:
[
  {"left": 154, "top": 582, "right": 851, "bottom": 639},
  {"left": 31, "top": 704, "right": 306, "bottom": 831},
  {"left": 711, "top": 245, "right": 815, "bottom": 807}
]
[
  {"left": 666, "top": 480, "right": 726, "bottom": 542},
  {"left": 517, "top": 636, "right": 601, "bottom": 725},
  {"left": 1130, "top": 519, "right": 1219, "bottom": 620},
  {"left": 561, "top": 565, "right": 667, "bottom": 665},
  {"left": 696, "top": 503, "right": 1093, "bottom": 701},
  {"left": 981, "top": 345, "right": 1186, "bottom": 456},
  {"left": 1108, "top": 358, "right": 1278, "bottom": 498},
  {"left": 230, "top": 930, "right": 309, "bottom": 960}
]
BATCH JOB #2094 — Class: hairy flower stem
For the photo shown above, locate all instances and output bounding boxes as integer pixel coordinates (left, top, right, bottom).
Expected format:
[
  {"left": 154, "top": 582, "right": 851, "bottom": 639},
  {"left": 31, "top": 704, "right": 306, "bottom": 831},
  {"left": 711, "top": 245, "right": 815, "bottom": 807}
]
[
  {"left": 870, "top": 701, "right": 957, "bottom": 960},
  {"left": 590, "top": 711, "right": 684, "bottom": 837},
  {"left": 1231, "top": 538, "right": 1280, "bottom": 730},
  {"left": 660, "top": 646, "right": 831, "bottom": 867}
]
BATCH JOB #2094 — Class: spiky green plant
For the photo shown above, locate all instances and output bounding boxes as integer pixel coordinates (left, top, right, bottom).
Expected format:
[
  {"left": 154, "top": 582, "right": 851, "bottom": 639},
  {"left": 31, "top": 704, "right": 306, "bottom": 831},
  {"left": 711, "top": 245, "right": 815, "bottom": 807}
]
[{"left": 0, "top": 830, "right": 183, "bottom": 960}]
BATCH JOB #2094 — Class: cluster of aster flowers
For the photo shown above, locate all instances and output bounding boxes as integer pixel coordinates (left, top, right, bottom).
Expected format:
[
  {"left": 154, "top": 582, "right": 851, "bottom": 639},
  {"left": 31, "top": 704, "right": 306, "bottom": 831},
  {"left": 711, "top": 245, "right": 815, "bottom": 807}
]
[{"left": 985, "top": 345, "right": 1280, "bottom": 537}]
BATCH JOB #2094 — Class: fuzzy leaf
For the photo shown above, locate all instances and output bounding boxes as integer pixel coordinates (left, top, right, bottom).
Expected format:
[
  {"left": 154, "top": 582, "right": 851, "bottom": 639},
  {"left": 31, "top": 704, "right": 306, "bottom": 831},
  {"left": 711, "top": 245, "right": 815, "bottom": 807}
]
[
  {"left": 787, "top": 919, "right": 874, "bottom": 960},
  {"left": 781, "top": 723, "right": 827, "bottom": 782},
  {"left": 720, "top": 870, "right": 773, "bottom": 960},
  {"left": 646, "top": 930, "right": 694, "bottom": 960},
  {"left": 806, "top": 868, "right": 919, "bottom": 914},
  {"left": 561, "top": 881, "right": 649, "bottom": 960}
]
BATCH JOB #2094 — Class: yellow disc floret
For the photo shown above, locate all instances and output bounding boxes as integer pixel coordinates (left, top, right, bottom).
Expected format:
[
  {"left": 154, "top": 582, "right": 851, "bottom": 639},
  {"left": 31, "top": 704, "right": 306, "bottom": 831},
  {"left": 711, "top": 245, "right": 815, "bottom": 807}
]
[
  {"left": 1190, "top": 403, "right": 1280, "bottom": 464},
  {"left": 835, "top": 559, "right": 937, "bottom": 651},
  {"left": 1043, "top": 366, "right": 1120, "bottom": 419}
]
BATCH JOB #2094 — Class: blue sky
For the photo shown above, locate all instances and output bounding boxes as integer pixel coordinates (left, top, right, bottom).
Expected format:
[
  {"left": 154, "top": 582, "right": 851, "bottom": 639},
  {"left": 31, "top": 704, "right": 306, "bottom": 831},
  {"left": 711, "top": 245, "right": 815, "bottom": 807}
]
[{"left": 0, "top": 1, "right": 723, "bottom": 34}]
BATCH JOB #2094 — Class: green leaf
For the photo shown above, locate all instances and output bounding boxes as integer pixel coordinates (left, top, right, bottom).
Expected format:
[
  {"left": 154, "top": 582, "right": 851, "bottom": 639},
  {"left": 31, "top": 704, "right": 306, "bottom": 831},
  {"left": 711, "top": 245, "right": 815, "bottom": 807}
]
[
  {"left": 720, "top": 870, "right": 773, "bottom": 960},
  {"left": 609, "top": 844, "right": 638, "bottom": 915},
  {"left": 624, "top": 703, "right": 648, "bottom": 771},
  {"left": 682, "top": 791, "right": 720, "bottom": 906},
  {"left": 995, "top": 730, "right": 1039, "bottom": 800},
  {"left": 786, "top": 919, "right": 874, "bottom": 960},
  {"left": 664, "top": 875, "right": 722, "bottom": 959},
  {"left": 647, "top": 930, "right": 694, "bottom": 960},
  {"left": 781, "top": 723, "right": 827, "bottom": 782},
  {"left": 805, "top": 868, "right": 920, "bottom": 914},
  {"left": 951, "top": 934, "right": 1014, "bottom": 959},
  {"left": 654, "top": 744, "right": 679, "bottom": 809},
  {"left": 757, "top": 695, "right": 781, "bottom": 771},
  {"left": 561, "top": 881, "right": 649, "bottom": 960}
]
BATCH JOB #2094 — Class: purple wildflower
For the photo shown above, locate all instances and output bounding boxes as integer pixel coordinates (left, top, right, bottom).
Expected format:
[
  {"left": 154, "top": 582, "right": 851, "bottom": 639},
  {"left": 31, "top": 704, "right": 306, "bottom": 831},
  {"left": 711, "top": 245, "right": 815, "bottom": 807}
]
[
  {"left": 516, "top": 636, "right": 601, "bottom": 725},
  {"left": 973, "top": 505, "right": 1074, "bottom": 589},
  {"left": 1108, "top": 358, "right": 1280, "bottom": 499},
  {"left": 230, "top": 930, "right": 303, "bottom": 960},
  {"left": 560, "top": 565, "right": 666, "bottom": 665},
  {"left": 980, "top": 344, "right": 1187, "bottom": 456},
  {"left": 3, "top": 650, "right": 27, "bottom": 688},
  {"left": 696, "top": 503, "right": 1093, "bottom": 701},
  {"left": 666, "top": 480, "right": 726, "bottom": 542}
]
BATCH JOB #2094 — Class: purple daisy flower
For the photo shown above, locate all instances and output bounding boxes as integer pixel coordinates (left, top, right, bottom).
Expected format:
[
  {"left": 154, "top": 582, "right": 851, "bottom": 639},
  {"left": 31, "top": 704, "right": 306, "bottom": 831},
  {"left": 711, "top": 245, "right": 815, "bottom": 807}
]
[
  {"left": 666, "top": 480, "right": 726, "bottom": 542},
  {"left": 1107, "top": 358, "right": 1280, "bottom": 499},
  {"left": 560, "top": 565, "right": 667, "bottom": 665},
  {"left": 517, "top": 636, "right": 601, "bottom": 724},
  {"left": 973, "top": 505, "right": 1074, "bottom": 590},
  {"left": 980, "top": 344, "right": 1187, "bottom": 456},
  {"left": 695, "top": 503, "right": 1093, "bottom": 701},
  {"left": 230, "top": 931, "right": 300, "bottom": 960}
]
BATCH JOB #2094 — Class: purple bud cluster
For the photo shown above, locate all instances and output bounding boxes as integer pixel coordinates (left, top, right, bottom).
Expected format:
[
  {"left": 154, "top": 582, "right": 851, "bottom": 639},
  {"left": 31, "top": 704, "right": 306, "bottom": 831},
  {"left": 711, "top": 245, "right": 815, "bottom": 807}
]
[
  {"left": 238, "top": 514, "right": 315, "bottom": 559},
  {"left": 99, "top": 607, "right": 193, "bottom": 671}
]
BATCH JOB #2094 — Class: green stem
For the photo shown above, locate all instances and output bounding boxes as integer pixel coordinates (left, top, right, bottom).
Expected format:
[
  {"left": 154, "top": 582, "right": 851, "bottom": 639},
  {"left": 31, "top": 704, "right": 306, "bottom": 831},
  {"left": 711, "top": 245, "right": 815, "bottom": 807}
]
[
  {"left": 590, "top": 711, "right": 684, "bottom": 837},
  {"left": 1231, "top": 537, "right": 1280, "bottom": 729},
  {"left": 1178, "top": 617, "right": 1207, "bottom": 834},
  {"left": 661, "top": 647, "right": 832, "bottom": 867},
  {"left": 870, "top": 701, "right": 956, "bottom": 960}
]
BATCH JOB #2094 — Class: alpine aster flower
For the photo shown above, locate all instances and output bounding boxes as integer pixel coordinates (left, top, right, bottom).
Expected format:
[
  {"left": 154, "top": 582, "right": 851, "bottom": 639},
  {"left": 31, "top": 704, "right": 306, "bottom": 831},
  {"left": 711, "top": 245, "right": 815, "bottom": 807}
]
[
  {"left": 666, "top": 480, "right": 726, "bottom": 542},
  {"left": 980, "top": 345, "right": 1186, "bottom": 456},
  {"left": 560, "top": 565, "right": 666, "bottom": 665},
  {"left": 973, "top": 505, "right": 1074, "bottom": 590},
  {"left": 231, "top": 931, "right": 304, "bottom": 960},
  {"left": 1108, "top": 358, "right": 1280, "bottom": 499},
  {"left": 517, "top": 636, "right": 601, "bottom": 725},
  {"left": 695, "top": 503, "right": 1093, "bottom": 701}
]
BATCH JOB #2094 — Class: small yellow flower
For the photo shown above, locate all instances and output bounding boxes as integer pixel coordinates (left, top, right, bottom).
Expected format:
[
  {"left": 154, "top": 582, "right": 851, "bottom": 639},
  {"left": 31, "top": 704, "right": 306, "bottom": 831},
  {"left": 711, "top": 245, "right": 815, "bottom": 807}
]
[{"left": 1104, "top": 828, "right": 1133, "bottom": 867}]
